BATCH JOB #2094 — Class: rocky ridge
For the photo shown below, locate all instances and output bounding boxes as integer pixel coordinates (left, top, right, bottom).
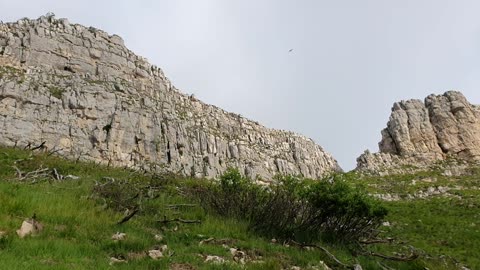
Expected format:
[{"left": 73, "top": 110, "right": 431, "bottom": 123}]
[
  {"left": 0, "top": 14, "right": 341, "bottom": 179},
  {"left": 357, "top": 91, "right": 480, "bottom": 174}
]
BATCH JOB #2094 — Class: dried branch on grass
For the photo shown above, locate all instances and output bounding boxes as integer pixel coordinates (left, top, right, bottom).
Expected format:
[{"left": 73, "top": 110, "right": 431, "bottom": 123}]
[
  {"left": 165, "top": 204, "right": 197, "bottom": 210},
  {"left": 289, "top": 240, "right": 351, "bottom": 268},
  {"left": 198, "top": 237, "right": 237, "bottom": 246},
  {"left": 117, "top": 208, "right": 139, "bottom": 225},
  {"left": 12, "top": 166, "right": 78, "bottom": 183},
  {"left": 157, "top": 215, "right": 201, "bottom": 225},
  {"left": 361, "top": 250, "right": 419, "bottom": 262},
  {"left": 359, "top": 238, "right": 395, "bottom": 245}
]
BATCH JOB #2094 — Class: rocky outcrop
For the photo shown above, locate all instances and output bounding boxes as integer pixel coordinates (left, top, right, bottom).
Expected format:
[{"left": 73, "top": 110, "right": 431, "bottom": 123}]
[
  {"left": 0, "top": 15, "right": 341, "bottom": 179},
  {"left": 357, "top": 91, "right": 480, "bottom": 173}
]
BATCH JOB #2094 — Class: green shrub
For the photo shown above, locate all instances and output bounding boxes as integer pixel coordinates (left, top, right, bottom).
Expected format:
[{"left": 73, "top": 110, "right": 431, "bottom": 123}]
[
  {"left": 91, "top": 172, "right": 177, "bottom": 213},
  {"left": 299, "top": 175, "right": 388, "bottom": 242},
  {"left": 191, "top": 169, "right": 387, "bottom": 243},
  {"left": 0, "top": 234, "right": 12, "bottom": 250},
  {"left": 92, "top": 178, "right": 141, "bottom": 212},
  {"left": 196, "top": 168, "right": 267, "bottom": 218}
]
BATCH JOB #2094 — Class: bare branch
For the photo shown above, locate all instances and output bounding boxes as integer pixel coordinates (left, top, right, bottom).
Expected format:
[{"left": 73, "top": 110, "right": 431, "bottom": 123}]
[
  {"left": 361, "top": 251, "right": 418, "bottom": 262},
  {"left": 157, "top": 216, "right": 201, "bottom": 225},
  {"left": 166, "top": 204, "right": 197, "bottom": 209},
  {"left": 47, "top": 147, "right": 63, "bottom": 156},
  {"left": 52, "top": 168, "right": 62, "bottom": 181},
  {"left": 117, "top": 208, "right": 139, "bottom": 225},
  {"left": 359, "top": 238, "right": 395, "bottom": 245},
  {"left": 12, "top": 165, "right": 23, "bottom": 178},
  {"left": 289, "top": 240, "right": 351, "bottom": 268},
  {"left": 31, "top": 141, "right": 46, "bottom": 151}
]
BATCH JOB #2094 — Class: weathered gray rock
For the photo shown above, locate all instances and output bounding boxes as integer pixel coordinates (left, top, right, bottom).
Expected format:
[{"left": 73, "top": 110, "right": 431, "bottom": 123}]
[
  {"left": 111, "top": 232, "right": 126, "bottom": 241},
  {"left": 109, "top": 257, "right": 127, "bottom": 265},
  {"left": 148, "top": 249, "right": 164, "bottom": 260},
  {"left": 16, "top": 218, "right": 43, "bottom": 238},
  {"left": 357, "top": 91, "right": 480, "bottom": 174},
  {"left": 0, "top": 15, "right": 341, "bottom": 180}
]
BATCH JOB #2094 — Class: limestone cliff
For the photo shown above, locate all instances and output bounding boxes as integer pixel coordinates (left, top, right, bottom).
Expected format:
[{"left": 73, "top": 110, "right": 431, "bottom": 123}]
[
  {"left": 357, "top": 91, "right": 480, "bottom": 173},
  {"left": 0, "top": 15, "right": 341, "bottom": 179}
]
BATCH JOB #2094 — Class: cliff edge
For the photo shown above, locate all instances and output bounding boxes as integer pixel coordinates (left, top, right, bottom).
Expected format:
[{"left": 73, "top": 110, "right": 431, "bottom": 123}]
[{"left": 0, "top": 14, "right": 341, "bottom": 179}]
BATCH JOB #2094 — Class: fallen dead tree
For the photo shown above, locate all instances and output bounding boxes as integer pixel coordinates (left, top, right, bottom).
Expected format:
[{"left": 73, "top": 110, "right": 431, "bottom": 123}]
[{"left": 12, "top": 165, "right": 79, "bottom": 183}]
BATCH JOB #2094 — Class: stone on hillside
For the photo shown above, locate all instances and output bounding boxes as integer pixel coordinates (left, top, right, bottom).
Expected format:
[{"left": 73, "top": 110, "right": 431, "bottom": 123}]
[
  {"left": 148, "top": 244, "right": 168, "bottom": 260},
  {"left": 154, "top": 234, "right": 163, "bottom": 242},
  {"left": 353, "top": 264, "right": 363, "bottom": 270},
  {"left": 230, "top": 248, "right": 247, "bottom": 264},
  {"left": 318, "top": 261, "right": 332, "bottom": 270},
  {"left": 111, "top": 232, "right": 126, "bottom": 241},
  {"left": 109, "top": 257, "right": 127, "bottom": 265},
  {"left": 204, "top": 255, "right": 225, "bottom": 264},
  {"left": 16, "top": 219, "right": 43, "bottom": 238},
  {"left": 159, "top": 244, "right": 168, "bottom": 252},
  {"left": 148, "top": 249, "right": 163, "bottom": 260}
]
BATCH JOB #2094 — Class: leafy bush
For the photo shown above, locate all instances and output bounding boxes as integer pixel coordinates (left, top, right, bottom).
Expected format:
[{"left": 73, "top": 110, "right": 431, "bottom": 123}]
[
  {"left": 299, "top": 176, "right": 388, "bottom": 242},
  {"left": 191, "top": 169, "right": 387, "bottom": 243},
  {"left": 92, "top": 178, "right": 141, "bottom": 212},
  {"left": 91, "top": 172, "right": 178, "bottom": 213}
]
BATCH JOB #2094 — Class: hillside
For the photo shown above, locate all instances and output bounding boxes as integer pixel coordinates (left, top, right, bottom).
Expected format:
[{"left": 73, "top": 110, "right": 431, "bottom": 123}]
[
  {"left": 1, "top": 14, "right": 479, "bottom": 270},
  {"left": 0, "top": 146, "right": 478, "bottom": 269}
]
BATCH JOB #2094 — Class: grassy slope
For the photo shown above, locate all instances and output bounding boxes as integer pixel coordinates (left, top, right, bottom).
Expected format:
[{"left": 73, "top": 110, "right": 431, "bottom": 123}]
[
  {"left": 346, "top": 169, "right": 480, "bottom": 269},
  {"left": 0, "top": 146, "right": 477, "bottom": 269}
]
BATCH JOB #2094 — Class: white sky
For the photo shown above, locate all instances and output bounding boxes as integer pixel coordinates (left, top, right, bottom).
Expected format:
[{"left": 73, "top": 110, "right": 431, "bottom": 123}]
[{"left": 2, "top": 0, "right": 480, "bottom": 170}]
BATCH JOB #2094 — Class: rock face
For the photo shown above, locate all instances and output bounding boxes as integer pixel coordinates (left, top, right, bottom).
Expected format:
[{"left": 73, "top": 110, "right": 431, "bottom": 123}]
[
  {"left": 357, "top": 91, "right": 480, "bottom": 173},
  {"left": 0, "top": 15, "right": 341, "bottom": 179}
]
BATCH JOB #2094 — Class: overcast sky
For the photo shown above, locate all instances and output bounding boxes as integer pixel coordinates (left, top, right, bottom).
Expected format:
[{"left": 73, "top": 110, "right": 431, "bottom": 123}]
[{"left": 2, "top": 1, "right": 480, "bottom": 170}]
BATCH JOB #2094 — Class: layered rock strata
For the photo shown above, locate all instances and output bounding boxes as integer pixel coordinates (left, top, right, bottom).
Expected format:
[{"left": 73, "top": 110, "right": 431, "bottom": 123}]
[
  {"left": 357, "top": 91, "right": 480, "bottom": 173},
  {"left": 0, "top": 15, "right": 341, "bottom": 179}
]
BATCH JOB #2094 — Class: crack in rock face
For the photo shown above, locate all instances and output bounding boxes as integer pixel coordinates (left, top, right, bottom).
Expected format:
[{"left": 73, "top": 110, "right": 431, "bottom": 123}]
[
  {"left": 357, "top": 91, "right": 480, "bottom": 174},
  {"left": 0, "top": 14, "right": 341, "bottom": 180}
]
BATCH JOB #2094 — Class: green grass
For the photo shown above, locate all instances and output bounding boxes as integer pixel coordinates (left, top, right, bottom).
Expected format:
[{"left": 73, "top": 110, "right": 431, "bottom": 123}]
[
  {"left": 0, "top": 66, "right": 25, "bottom": 82},
  {"left": 384, "top": 198, "right": 480, "bottom": 268},
  {"left": 47, "top": 86, "right": 65, "bottom": 99},
  {"left": 344, "top": 170, "right": 480, "bottom": 269},
  {"left": 0, "top": 146, "right": 477, "bottom": 269}
]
